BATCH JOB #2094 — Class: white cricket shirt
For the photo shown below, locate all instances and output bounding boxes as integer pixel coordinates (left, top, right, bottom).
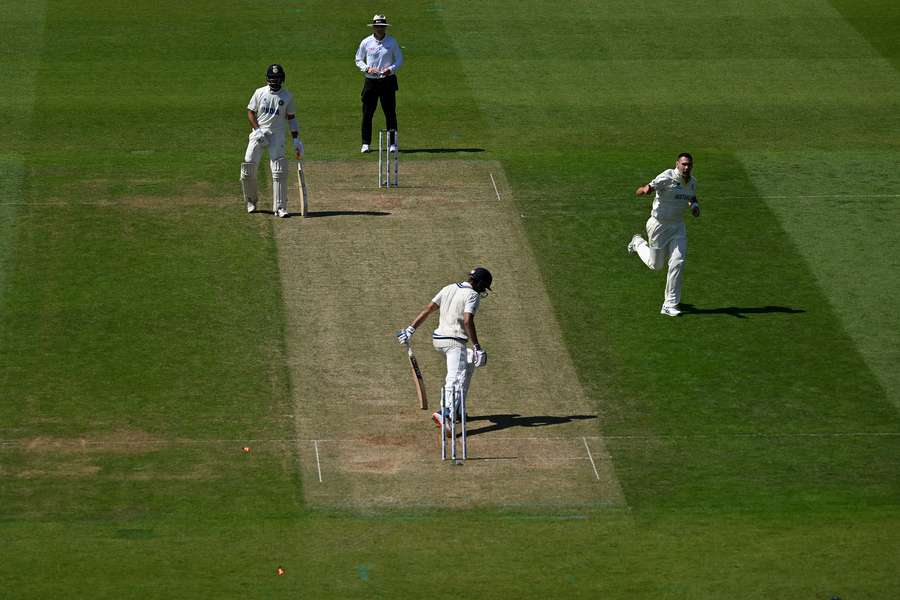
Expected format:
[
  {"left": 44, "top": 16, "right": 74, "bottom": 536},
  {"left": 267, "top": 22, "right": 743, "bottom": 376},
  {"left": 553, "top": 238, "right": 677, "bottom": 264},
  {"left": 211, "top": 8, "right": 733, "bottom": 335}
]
[
  {"left": 355, "top": 34, "right": 404, "bottom": 78},
  {"left": 431, "top": 282, "right": 480, "bottom": 341},
  {"left": 247, "top": 86, "right": 296, "bottom": 133},
  {"left": 649, "top": 169, "right": 697, "bottom": 223}
]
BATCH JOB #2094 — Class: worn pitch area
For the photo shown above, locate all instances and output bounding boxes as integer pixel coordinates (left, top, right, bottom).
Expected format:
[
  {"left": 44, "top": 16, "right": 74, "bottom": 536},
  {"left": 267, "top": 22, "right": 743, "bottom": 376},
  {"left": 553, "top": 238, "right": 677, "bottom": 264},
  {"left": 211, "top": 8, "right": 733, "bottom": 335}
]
[{"left": 275, "top": 159, "right": 624, "bottom": 509}]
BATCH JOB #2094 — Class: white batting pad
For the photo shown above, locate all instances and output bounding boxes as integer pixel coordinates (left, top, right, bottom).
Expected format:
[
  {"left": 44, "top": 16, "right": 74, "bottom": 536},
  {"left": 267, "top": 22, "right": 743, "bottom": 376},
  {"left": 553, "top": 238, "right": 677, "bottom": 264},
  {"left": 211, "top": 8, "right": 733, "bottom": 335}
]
[
  {"left": 272, "top": 158, "right": 288, "bottom": 212},
  {"left": 240, "top": 162, "right": 258, "bottom": 203}
]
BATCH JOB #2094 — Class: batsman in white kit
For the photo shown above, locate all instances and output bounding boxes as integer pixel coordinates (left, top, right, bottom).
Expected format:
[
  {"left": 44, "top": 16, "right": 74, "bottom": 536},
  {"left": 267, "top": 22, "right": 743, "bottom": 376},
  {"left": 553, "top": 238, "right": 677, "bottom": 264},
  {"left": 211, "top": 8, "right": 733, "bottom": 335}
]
[
  {"left": 240, "top": 64, "right": 304, "bottom": 218},
  {"left": 628, "top": 153, "right": 701, "bottom": 316},
  {"left": 396, "top": 268, "right": 492, "bottom": 430}
]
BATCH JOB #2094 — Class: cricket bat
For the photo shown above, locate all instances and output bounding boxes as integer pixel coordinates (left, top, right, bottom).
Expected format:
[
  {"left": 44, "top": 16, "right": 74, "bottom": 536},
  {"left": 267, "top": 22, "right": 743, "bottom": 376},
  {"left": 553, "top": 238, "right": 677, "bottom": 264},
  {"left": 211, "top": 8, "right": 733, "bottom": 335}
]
[
  {"left": 296, "top": 160, "right": 309, "bottom": 217},
  {"left": 404, "top": 343, "right": 428, "bottom": 410}
]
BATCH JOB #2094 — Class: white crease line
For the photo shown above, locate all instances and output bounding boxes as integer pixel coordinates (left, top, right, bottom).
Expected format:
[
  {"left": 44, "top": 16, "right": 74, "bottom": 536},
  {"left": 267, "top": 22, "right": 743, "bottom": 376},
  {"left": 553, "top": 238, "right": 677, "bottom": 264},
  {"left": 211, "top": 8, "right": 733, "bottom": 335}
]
[
  {"left": 314, "top": 440, "right": 323, "bottom": 483},
  {"left": 489, "top": 172, "right": 502, "bottom": 201},
  {"left": 582, "top": 437, "right": 601, "bottom": 481},
  {"left": 3, "top": 431, "right": 897, "bottom": 450}
]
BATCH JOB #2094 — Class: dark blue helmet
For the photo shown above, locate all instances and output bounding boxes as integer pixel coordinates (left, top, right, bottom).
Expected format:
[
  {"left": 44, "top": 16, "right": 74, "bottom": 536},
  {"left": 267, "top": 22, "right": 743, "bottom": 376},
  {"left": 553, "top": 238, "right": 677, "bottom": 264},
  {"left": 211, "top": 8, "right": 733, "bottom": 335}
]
[
  {"left": 266, "top": 64, "right": 285, "bottom": 90},
  {"left": 468, "top": 267, "right": 493, "bottom": 294}
]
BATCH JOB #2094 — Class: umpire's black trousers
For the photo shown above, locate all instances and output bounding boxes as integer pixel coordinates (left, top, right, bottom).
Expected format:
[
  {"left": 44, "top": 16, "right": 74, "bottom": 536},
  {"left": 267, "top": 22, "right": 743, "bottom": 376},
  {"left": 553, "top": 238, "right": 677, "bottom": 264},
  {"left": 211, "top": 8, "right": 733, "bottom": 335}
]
[{"left": 361, "top": 75, "right": 398, "bottom": 144}]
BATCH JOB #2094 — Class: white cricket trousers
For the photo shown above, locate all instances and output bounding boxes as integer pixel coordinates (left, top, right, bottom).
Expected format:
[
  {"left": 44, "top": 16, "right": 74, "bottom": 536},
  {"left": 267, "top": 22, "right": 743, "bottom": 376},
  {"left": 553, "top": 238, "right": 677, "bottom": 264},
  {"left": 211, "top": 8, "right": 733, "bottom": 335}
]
[
  {"left": 432, "top": 338, "right": 476, "bottom": 417},
  {"left": 244, "top": 130, "right": 286, "bottom": 167},
  {"left": 635, "top": 217, "right": 687, "bottom": 308}
]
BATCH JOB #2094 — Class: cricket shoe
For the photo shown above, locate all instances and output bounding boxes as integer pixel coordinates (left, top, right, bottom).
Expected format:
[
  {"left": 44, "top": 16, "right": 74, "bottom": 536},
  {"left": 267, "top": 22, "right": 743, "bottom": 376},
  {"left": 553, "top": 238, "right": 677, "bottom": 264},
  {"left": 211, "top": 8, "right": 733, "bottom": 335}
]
[
  {"left": 360, "top": 143, "right": 370, "bottom": 153},
  {"left": 276, "top": 208, "right": 289, "bottom": 218},
  {"left": 627, "top": 234, "right": 642, "bottom": 255},
  {"left": 432, "top": 409, "right": 452, "bottom": 428},
  {"left": 246, "top": 200, "right": 257, "bottom": 213},
  {"left": 660, "top": 305, "right": 682, "bottom": 317}
]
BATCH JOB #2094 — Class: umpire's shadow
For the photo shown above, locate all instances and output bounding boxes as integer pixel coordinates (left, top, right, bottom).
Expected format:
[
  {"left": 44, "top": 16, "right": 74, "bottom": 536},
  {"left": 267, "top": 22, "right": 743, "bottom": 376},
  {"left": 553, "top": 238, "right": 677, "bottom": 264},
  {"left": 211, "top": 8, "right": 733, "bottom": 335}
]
[
  {"left": 679, "top": 303, "right": 805, "bottom": 319},
  {"left": 465, "top": 414, "right": 597, "bottom": 437}
]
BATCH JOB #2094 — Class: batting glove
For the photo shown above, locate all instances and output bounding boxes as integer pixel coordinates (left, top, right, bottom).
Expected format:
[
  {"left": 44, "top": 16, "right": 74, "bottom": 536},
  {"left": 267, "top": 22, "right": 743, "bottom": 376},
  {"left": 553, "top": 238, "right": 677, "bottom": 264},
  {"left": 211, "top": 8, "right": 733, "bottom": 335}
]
[
  {"left": 396, "top": 325, "right": 415, "bottom": 344},
  {"left": 473, "top": 348, "right": 487, "bottom": 367},
  {"left": 250, "top": 128, "right": 271, "bottom": 147},
  {"left": 292, "top": 138, "right": 304, "bottom": 157}
]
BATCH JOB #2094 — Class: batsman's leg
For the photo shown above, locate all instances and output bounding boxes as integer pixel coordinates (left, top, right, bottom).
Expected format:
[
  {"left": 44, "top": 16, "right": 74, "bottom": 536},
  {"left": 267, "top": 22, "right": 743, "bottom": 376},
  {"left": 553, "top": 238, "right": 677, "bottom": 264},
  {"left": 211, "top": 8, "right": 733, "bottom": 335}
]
[
  {"left": 240, "top": 162, "right": 259, "bottom": 213},
  {"left": 271, "top": 157, "right": 289, "bottom": 217}
]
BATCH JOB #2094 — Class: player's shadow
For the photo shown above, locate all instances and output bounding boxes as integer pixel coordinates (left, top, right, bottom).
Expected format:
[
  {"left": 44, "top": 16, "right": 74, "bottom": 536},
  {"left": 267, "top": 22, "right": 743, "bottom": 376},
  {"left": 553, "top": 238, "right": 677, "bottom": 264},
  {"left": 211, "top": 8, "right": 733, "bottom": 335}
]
[
  {"left": 465, "top": 414, "right": 597, "bottom": 437},
  {"left": 679, "top": 303, "right": 805, "bottom": 319},
  {"left": 255, "top": 210, "right": 391, "bottom": 219},
  {"left": 400, "top": 148, "right": 485, "bottom": 154},
  {"left": 301, "top": 210, "right": 391, "bottom": 218},
  {"left": 253, "top": 210, "right": 390, "bottom": 218}
]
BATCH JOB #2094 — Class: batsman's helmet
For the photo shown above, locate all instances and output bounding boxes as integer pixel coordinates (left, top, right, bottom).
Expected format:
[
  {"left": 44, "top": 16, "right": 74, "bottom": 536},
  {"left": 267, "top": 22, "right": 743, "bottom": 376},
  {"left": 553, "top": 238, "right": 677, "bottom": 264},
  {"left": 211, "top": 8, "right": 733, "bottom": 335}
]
[
  {"left": 266, "top": 64, "right": 286, "bottom": 90},
  {"left": 468, "top": 267, "right": 493, "bottom": 294}
]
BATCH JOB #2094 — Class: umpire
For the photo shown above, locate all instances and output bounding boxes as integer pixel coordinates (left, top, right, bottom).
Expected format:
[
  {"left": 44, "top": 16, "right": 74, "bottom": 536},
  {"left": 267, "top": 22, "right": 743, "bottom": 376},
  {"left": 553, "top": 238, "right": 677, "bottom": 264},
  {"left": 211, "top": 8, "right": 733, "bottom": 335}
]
[{"left": 355, "top": 14, "right": 403, "bottom": 153}]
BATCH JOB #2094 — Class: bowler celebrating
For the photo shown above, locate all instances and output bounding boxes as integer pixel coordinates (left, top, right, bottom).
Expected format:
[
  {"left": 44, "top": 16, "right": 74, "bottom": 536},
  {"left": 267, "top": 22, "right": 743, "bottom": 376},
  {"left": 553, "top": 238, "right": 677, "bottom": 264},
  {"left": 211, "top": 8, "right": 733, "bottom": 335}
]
[{"left": 628, "top": 153, "right": 701, "bottom": 316}]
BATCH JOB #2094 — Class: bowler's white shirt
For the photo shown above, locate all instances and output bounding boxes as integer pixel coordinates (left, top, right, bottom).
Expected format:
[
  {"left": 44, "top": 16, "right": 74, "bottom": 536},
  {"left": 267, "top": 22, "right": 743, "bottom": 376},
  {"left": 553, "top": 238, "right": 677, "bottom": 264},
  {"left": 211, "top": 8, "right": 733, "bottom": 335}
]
[
  {"left": 650, "top": 169, "right": 697, "bottom": 223},
  {"left": 431, "top": 283, "right": 480, "bottom": 341},
  {"left": 247, "top": 86, "right": 296, "bottom": 133},
  {"left": 355, "top": 34, "right": 404, "bottom": 78}
]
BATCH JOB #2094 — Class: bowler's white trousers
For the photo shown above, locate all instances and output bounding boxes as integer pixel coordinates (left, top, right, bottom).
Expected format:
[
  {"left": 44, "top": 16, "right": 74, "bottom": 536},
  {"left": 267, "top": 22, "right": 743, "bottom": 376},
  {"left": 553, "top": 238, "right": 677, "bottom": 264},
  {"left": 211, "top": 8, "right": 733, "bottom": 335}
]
[{"left": 634, "top": 216, "right": 687, "bottom": 308}]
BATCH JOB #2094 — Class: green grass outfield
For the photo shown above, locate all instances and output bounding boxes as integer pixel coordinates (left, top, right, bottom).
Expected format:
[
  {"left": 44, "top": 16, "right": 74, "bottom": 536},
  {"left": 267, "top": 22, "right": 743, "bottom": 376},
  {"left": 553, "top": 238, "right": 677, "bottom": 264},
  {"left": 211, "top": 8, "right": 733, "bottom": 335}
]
[{"left": 2, "top": 1, "right": 899, "bottom": 598}]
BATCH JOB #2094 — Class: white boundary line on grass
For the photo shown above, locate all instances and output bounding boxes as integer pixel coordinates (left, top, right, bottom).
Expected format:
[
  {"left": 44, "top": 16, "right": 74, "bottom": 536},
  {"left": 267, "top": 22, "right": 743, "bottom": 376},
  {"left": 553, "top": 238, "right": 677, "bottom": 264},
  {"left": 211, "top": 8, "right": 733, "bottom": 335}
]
[{"left": 582, "top": 437, "right": 601, "bottom": 481}]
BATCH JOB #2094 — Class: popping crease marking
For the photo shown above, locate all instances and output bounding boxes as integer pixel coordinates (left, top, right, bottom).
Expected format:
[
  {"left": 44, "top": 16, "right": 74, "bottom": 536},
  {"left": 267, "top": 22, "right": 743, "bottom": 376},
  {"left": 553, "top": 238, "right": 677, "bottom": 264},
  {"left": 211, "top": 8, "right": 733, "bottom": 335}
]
[
  {"left": 582, "top": 437, "right": 601, "bottom": 481},
  {"left": 314, "top": 440, "right": 323, "bottom": 483},
  {"left": 3, "top": 431, "right": 898, "bottom": 449},
  {"left": 489, "top": 172, "right": 502, "bottom": 201}
]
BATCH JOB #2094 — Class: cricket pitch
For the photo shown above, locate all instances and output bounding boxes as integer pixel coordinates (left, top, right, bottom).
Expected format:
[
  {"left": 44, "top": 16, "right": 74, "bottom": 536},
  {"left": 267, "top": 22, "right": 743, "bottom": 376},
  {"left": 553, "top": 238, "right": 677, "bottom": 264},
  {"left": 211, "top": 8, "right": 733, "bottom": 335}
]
[{"left": 275, "top": 159, "right": 624, "bottom": 509}]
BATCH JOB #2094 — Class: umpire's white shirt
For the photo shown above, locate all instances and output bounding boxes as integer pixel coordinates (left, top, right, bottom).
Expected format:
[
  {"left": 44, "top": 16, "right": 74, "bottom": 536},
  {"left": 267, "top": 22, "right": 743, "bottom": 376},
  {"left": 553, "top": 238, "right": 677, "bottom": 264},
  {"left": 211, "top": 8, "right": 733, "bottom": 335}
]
[
  {"left": 650, "top": 169, "right": 696, "bottom": 223},
  {"left": 247, "top": 86, "right": 296, "bottom": 133},
  {"left": 355, "top": 34, "right": 404, "bottom": 77},
  {"left": 431, "top": 283, "right": 480, "bottom": 341}
]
